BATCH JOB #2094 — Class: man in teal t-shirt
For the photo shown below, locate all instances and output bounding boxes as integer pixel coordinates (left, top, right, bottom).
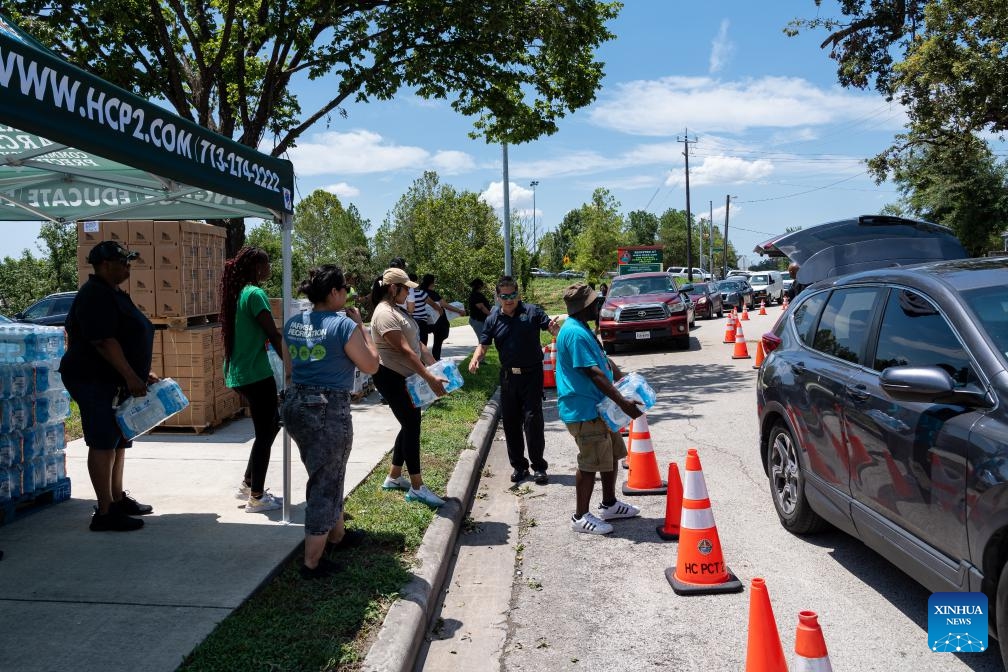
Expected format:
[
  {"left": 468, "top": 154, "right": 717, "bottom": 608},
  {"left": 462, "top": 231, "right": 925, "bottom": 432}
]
[{"left": 555, "top": 283, "right": 643, "bottom": 536}]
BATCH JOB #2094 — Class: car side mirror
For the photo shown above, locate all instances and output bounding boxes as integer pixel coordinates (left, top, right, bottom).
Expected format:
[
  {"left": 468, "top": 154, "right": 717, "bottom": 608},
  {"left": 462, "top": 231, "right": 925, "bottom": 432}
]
[
  {"left": 13, "top": 312, "right": 24, "bottom": 320},
  {"left": 880, "top": 366, "right": 992, "bottom": 408}
]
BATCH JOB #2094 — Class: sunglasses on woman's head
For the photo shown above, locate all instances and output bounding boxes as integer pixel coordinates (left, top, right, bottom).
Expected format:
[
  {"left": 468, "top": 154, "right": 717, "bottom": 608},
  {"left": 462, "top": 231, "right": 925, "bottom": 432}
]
[{"left": 498, "top": 291, "right": 519, "bottom": 300}]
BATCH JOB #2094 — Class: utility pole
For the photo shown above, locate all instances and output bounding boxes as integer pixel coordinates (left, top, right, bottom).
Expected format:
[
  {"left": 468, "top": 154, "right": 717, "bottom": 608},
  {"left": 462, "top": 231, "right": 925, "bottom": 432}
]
[
  {"left": 529, "top": 180, "right": 539, "bottom": 254},
  {"left": 678, "top": 130, "right": 698, "bottom": 281},
  {"left": 503, "top": 143, "right": 511, "bottom": 275},
  {"left": 709, "top": 200, "right": 714, "bottom": 279},
  {"left": 723, "top": 194, "right": 731, "bottom": 279}
]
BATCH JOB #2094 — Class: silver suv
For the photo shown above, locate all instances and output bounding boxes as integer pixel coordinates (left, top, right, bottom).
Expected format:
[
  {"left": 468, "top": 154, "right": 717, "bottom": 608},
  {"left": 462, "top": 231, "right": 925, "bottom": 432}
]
[{"left": 747, "top": 271, "right": 784, "bottom": 305}]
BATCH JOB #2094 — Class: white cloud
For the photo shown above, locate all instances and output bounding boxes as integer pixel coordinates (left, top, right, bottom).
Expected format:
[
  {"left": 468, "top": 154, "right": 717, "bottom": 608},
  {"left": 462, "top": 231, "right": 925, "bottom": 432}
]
[
  {"left": 709, "top": 20, "right": 733, "bottom": 74},
  {"left": 323, "top": 182, "right": 360, "bottom": 198},
  {"left": 588, "top": 76, "right": 906, "bottom": 135},
  {"left": 287, "top": 130, "right": 475, "bottom": 176},
  {"left": 480, "top": 181, "right": 534, "bottom": 210},
  {"left": 665, "top": 155, "right": 774, "bottom": 187}
]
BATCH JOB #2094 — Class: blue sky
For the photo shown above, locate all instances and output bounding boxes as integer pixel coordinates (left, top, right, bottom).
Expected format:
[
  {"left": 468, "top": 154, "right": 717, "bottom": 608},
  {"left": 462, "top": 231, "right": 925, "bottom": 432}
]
[{"left": 4, "top": 2, "right": 908, "bottom": 268}]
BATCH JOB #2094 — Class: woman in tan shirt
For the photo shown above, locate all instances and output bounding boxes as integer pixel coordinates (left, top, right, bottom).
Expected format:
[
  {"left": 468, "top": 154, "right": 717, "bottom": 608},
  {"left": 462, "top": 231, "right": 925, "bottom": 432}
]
[{"left": 369, "top": 267, "right": 448, "bottom": 507}]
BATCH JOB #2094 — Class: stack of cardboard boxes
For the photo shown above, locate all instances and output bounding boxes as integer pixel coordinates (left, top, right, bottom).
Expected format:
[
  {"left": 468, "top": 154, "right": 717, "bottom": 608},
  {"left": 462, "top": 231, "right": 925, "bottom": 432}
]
[{"left": 77, "top": 220, "right": 243, "bottom": 430}]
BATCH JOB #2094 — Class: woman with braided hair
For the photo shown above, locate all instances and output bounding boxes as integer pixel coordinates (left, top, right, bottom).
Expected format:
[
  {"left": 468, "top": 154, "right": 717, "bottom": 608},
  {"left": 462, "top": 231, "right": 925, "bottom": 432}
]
[{"left": 220, "top": 246, "right": 283, "bottom": 513}]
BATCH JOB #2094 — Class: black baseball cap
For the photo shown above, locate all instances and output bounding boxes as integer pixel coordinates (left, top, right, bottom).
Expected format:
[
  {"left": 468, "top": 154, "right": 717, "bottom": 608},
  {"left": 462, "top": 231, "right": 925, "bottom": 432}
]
[{"left": 87, "top": 240, "right": 140, "bottom": 264}]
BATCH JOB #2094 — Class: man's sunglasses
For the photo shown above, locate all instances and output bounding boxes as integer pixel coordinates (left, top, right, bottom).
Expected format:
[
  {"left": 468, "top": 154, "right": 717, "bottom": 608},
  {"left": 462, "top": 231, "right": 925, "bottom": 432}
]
[{"left": 498, "top": 291, "right": 519, "bottom": 300}]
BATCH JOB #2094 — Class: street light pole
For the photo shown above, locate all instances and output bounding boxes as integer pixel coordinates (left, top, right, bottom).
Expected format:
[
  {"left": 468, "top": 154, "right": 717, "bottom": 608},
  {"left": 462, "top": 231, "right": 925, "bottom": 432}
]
[{"left": 529, "top": 180, "right": 539, "bottom": 253}]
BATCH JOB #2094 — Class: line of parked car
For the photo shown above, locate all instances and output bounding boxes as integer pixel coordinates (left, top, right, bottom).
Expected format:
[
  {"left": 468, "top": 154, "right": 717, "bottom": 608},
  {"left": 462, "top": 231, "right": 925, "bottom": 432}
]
[{"left": 1, "top": 292, "right": 77, "bottom": 327}]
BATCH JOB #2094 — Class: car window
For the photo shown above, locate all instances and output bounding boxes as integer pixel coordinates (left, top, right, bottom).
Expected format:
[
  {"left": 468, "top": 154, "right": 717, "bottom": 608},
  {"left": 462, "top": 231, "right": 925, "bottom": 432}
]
[
  {"left": 52, "top": 297, "right": 74, "bottom": 313},
  {"left": 873, "top": 289, "right": 976, "bottom": 386},
  {"left": 812, "top": 288, "right": 882, "bottom": 365},
  {"left": 23, "top": 298, "right": 53, "bottom": 319},
  {"left": 791, "top": 291, "right": 828, "bottom": 347},
  {"left": 749, "top": 274, "right": 769, "bottom": 284},
  {"left": 961, "top": 285, "right": 1008, "bottom": 363}
]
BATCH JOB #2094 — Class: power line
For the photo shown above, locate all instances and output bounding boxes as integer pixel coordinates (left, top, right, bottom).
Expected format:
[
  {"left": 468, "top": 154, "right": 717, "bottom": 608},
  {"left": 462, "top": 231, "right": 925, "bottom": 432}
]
[{"left": 735, "top": 172, "right": 867, "bottom": 204}]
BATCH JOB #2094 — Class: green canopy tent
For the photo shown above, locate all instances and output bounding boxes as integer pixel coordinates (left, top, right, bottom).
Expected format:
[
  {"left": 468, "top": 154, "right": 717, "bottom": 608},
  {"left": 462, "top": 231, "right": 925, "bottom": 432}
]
[{"left": 0, "top": 13, "right": 299, "bottom": 520}]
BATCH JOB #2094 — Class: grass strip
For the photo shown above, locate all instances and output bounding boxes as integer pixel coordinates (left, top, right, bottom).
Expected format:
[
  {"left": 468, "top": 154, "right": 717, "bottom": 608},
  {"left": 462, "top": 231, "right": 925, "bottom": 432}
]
[{"left": 177, "top": 349, "right": 501, "bottom": 672}]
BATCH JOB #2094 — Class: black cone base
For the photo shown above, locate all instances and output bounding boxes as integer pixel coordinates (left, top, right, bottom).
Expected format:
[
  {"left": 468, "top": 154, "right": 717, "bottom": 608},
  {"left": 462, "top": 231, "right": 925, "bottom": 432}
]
[
  {"left": 665, "top": 565, "right": 744, "bottom": 595},
  {"left": 621, "top": 480, "right": 667, "bottom": 496},
  {"left": 655, "top": 525, "right": 679, "bottom": 541}
]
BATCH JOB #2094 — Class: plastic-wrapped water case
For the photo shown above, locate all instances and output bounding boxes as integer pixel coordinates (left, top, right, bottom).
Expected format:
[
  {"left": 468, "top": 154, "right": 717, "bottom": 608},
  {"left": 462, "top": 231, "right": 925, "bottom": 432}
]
[
  {"left": 596, "top": 371, "right": 657, "bottom": 432},
  {"left": 34, "top": 390, "right": 71, "bottom": 424},
  {"left": 267, "top": 344, "right": 285, "bottom": 393},
  {"left": 0, "top": 464, "right": 22, "bottom": 503},
  {"left": 115, "top": 378, "right": 190, "bottom": 440},
  {"left": 405, "top": 359, "right": 465, "bottom": 409},
  {"left": 0, "top": 431, "right": 21, "bottom": 468}
]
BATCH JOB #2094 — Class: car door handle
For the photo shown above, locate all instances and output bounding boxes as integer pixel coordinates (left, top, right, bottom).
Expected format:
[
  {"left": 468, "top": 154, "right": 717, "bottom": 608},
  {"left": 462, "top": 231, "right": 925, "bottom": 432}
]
[{"left": 846, "top": 384, "right": 869, "bottom": 402}]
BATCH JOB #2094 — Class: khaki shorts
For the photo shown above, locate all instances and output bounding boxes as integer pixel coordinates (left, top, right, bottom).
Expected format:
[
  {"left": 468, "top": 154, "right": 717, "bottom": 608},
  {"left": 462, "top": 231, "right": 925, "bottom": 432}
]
[{"left": 565, "top": 417, "right": 627, "bottom": 472}]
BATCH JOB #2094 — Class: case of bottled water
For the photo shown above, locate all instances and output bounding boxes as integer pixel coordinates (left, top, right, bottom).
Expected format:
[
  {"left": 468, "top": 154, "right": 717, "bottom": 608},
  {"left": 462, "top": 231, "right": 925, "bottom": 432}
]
[
  {"left": 0, "top": 324, "right": 69, "bottom": 505},
  {"left": 596, "top": 371, "right": 657, "bottom": 432},
  {"left": 405, "top": 358, "right": 465, "bottom": 409},
  {"left": 115, "top": 378, "right": 190, "bottom": 440}
]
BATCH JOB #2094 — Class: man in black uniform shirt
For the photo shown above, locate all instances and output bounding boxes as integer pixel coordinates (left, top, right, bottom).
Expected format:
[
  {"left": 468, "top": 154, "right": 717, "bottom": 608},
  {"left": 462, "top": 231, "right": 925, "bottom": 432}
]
[{"left": 469, "top": 276, "right": 559, "bottom": 484}]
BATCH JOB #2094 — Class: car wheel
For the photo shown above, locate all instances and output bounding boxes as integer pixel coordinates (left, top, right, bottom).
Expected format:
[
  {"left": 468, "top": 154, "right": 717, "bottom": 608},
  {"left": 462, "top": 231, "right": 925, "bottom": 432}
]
[
  {"left": 603, "top": 342, "right": 616, "bottom": 355},
  {"left": 717, "top": 306, "right": 724, "bottom": 319},
  {"left": 766, "top": 422, "right": 826, "bottom": 534},
  {"left": 997, "top": 562, "right": 1008, "bottom": 668}
]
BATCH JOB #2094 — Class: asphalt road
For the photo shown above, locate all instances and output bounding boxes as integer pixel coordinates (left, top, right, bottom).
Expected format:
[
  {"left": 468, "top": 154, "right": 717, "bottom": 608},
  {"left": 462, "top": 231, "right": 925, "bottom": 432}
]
[{"left": 420, "top": 307, "right": 1005, "bottom": 672}]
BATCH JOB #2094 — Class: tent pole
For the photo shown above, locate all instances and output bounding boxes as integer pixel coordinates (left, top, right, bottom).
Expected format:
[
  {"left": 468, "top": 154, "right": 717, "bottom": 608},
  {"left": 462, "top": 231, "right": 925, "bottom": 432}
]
[{"left": 281, "top": 214, "right": 293, "bottom": 524}]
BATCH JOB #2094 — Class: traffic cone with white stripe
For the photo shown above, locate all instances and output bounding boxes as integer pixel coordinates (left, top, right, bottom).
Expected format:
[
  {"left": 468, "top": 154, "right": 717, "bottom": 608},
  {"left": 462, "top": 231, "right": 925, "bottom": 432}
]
[
  {"left": 793, "top": 611, "right": 834, "bottom": 671},
  {"left": 542, "top": 338, "right": 557, "bottom": 388},
  {"left": 723, "top": 312, "right": 737, "bottom": 344},
  {"left": 758, "top": 299, "right": 767, "bottom": 316},
  {"left": 665, "top": 448, "right": 743, "bottom": 595},
  {"left": 656, "top": 462, "right": 683, "bottom": 540},
  {"left": 732, "top": 322, "right": 751, "bottom": 359},
  {"left": 740, "top": 304, "right": 751, "bottom": 321},
  {"left": 622, "top": 414, "right": 666, "bottom": 495},
  {"left": 745, "top": 577, "right": 788, "bottom": 672}
]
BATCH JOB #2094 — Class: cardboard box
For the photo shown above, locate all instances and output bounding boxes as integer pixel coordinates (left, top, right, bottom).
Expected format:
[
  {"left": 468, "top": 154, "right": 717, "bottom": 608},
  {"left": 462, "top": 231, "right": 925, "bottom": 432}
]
[
  {"left": 172, "top": 376, "right": 215, "bottom": 403},
  {"left": 131, "top": 290, "right": 156, "bottom": 316},
  {"left": 162, "top": 353, "right": 215, "bottom": 378},
  {"left": 77, "top": 244, "right": 97, "bottom": 268},
  {"left": 129, "top": 270, "right": 156, "bottom": 294},
  {"left": 151, "top": 330, "right": 163, "bottom": 355},
  {"left": 130, "top": 247, "right": 152, "bottom": 270},
  {"left": 155, "top": 288, "right": 183, "bottom": 317},
  {"left": 103, "top": 221, "right": 129, "bottom": 243},
  {"left": 153, "top": 244, "right": 180, "bottom": 269},
  {"left": 153, "top": 221, "right": 182, "bottom": 245},
  {"left": 128, "top": 220, "right": 155, "bottom": 246},
  {"left": 163, "top": 326, "right": 216, "bottom": 353},
  {"left": 161, "top": 402, "right": 215, "bottom": 427},
  {"left": 155, "top": 267, "right": 183, "bottom": 292},
  {"left": 77, "top": 221, "right": 103, "bottom": 244}
]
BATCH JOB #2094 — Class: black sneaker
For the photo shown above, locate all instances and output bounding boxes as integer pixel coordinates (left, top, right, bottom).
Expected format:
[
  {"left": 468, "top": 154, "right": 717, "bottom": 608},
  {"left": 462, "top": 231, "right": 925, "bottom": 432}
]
[
  {"left": 114, "top": 492, "right": 153, "bottom": 516},
  {"left": 533, "top": 470, "right": 549, "bottom": 485},
  {"left": 510, "top": 468, "right": 530, "bottom": 483},
  {"left": 90, "top": 508, "right": 144, "bottom": 532},
  {"left": 300, "top": 557, "right": 344, "bottom": 579},
  {"left": 326, "top": 529, "right": 368, "bottom": 553}
]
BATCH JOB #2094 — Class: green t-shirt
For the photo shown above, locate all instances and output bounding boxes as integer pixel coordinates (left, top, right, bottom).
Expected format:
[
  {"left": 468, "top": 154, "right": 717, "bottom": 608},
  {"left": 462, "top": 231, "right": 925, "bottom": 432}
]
[{"left": 225, "top": 285, "right": 273, "bottom": 388}]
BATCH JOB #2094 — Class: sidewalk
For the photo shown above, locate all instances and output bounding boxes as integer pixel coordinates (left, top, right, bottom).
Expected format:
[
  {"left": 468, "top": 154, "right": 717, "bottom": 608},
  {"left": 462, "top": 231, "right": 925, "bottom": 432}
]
[{"left": 0, "top": 324, "right": 480, "bottom": 672}]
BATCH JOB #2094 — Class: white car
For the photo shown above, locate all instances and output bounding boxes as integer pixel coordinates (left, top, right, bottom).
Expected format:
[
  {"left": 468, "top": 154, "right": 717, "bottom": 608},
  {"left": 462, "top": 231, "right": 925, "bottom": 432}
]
[{"left": 666, "top": 266, "right": 712, "bottom": 281}]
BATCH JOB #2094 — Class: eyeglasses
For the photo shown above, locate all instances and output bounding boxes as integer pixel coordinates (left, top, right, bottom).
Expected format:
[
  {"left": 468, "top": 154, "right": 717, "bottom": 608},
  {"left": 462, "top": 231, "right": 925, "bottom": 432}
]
[{"left": 498, "top": 291, "right": 519, "bottom": 300}]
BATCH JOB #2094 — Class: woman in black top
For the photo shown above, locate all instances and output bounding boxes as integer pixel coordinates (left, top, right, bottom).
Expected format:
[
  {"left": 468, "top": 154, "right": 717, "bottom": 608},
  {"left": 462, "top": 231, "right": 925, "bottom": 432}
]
[
  {"left": 420, "top": 274, "right": 465, "bottom": 360},
  {"left": 467, "top": 278, "right": 492, "bottom": 339},
  {"left": 59, "top": 241, "right": 158, "bottom": 532}
]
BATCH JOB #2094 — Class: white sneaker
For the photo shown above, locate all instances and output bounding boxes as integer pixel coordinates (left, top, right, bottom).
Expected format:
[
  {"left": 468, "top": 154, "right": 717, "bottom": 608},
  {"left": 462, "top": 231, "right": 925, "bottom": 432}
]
[
  {"left": 597, "top": 499, "right": 640, "bottom": 521},
  {"left": 381, "top": 475, "right": 411, "bottom": 491},
  {"left": 405, "top": 485, "right": 445, "bottom": 508},
  {"left": 246, "top": 490, "right": 282, "bottom": 513},
  {"left": 235, "top": 482, "right": 251, "bottom": 500},
  {"left": 570, "top": 512, "right": 613, "bottom": 535}
]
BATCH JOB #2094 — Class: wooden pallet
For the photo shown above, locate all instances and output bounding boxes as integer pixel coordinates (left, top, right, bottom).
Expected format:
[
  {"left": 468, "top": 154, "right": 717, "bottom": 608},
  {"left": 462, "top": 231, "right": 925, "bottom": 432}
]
[
  {"left": 149, "top": 407, "right": 246, "bottom": 435},
  {"left": 0, "top": 477, "right": 71, "bottom": 527},
  {"left": 150, "top": 314, "right": 220, "bottom": 330}
]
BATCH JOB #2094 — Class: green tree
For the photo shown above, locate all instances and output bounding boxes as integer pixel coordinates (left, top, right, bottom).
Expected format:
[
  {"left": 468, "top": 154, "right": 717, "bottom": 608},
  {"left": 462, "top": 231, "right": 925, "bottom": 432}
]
[
  {"left": 553, "top": 209, "right": 585, "bottom": 270},
  {"left": 37, "top": 221, "right": 77, "bottom": 292},
  {"left": 891, "top": 134, "right": 1008, "bottom": 256},
  {"left": 573, "top": 188, "right": 624, "bottom": 282},
  {"left": 624, "top": 210, "right": 660, "bottom": 246},
  {"left": 292, "top": 190, "right": 370, "bottom": 269},
  {"left": 374, "top": 171, "right": 504, "bottom": 301},
  {"left": 12, "top": 2, "right": 622, "bottom": 248},
  {"left": 246, "top": 220, "right": 303, "bottom": 299},
  {"left": 0, "top": 251, "right": 51, "bottom": 314}
]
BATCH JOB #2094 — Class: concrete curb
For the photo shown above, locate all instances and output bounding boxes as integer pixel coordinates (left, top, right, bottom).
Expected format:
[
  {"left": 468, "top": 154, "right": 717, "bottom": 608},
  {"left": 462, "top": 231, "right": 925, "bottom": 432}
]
[{"left": 361, "top": 390, "right": 502, "bottom": 672}]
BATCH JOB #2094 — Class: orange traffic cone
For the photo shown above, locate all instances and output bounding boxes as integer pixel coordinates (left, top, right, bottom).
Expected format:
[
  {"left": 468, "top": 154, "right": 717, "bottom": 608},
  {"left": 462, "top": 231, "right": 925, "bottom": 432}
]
[
  {"left": 740, "top": 305, "right": 750, "bottom": 321},
  {"left": 722, "top": 313, "right": 737, "bottom": 344},
  {"left": 622, "top": 414, "right": 666, "bottom": 496},
  {"left": 542, "top": 338, "right": 557, "bottom": 388},
  {"left": 752, "top": 339, "right": 766, "bottom": 369},
  {"left": 758, "top": 299, "right": 767, "bottom": 316},
  {"left": 656, "top": 462, "right": 683, "bottom": 540},
  {"left": 665, "top": 448, "right": 743, "bottom": 594},
  {"left": 794, "top": 611, "right": 833, "bottom": 671},
  {"left": 745, "top": 577, "right": 788, "bottom": 672},
  {"left": 732, "top": 323, "right": 751, "bottom": 360}
]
